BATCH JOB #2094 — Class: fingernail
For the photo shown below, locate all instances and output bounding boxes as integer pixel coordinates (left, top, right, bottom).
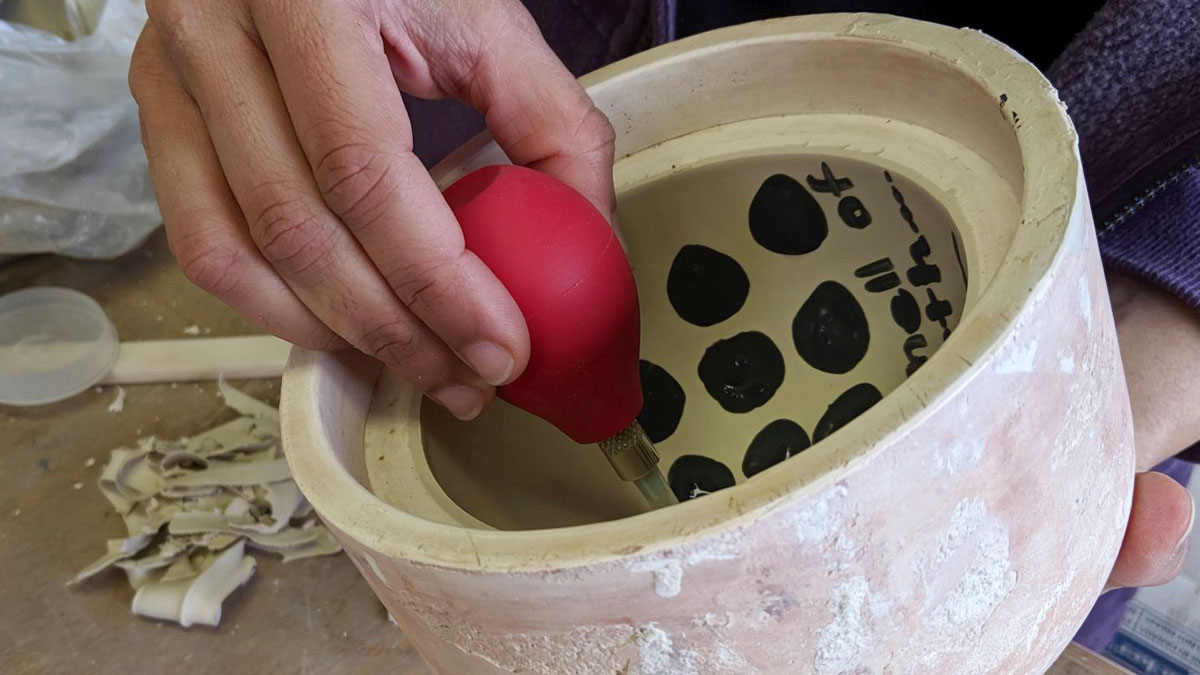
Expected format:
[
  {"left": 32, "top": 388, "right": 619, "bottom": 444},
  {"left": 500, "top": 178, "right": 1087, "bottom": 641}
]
[
  {"left": 1174, "top": 496, "right": 1196, "bottom": 555},
  {"left": 431, "top": 386, "right": 484, "bottom": 421},
  {"left": 462, "top": 342, "right": 515, "bottom": 386}
]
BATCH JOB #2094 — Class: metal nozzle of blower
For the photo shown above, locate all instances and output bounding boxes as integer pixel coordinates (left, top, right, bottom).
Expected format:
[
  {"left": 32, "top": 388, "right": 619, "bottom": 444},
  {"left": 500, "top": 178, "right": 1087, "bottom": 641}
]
[{"left": 597, "top": 421, "right": 677, "bottom": 509}]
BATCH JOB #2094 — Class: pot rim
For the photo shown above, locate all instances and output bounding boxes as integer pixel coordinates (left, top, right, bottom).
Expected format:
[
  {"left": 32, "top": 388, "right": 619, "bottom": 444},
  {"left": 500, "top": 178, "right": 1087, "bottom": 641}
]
[{"left": 281, "top": 12, "right": 1082, "bottom": 572}]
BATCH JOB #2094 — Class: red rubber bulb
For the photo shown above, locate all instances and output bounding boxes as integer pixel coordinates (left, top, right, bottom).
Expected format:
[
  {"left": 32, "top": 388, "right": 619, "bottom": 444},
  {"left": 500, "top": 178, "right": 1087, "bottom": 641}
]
[{"left": 443, "top": 165, "right": 643, "bottom": 444}]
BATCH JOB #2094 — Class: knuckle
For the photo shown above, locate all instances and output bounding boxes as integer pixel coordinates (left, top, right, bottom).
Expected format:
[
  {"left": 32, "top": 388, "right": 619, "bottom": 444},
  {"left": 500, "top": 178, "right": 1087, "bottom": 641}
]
[
  {"left": 143, "top": 0, "right": 176, "bottom": 22},
  {"left": 145, "top": 1, "right": 231, "bottom": 73},
  {"left": 570, "top": 104, "right": 616, "bottom": 156},
  {"left": 386, "top": 252, "right": 464, "bottom": 309},
  {"left": 246, "top": 185, "right": 336, "bottom": 277},
  {"left": 145, "top": 0, "right": 200, "bottom": 43},
  {"left": 171, "top": 228, "right": 247, "bottom": 299},
  {"left": 127, "top": 35, "right": 155, "bottom": 105},
  {"left": 480, "top": 1, "right": 538, "bottom": 37},
  {"left": 357, "top": 320, "right": 421, "bottom": 367},
  {"left": 281, "top": 324, "right": 344, "bottom": 352},
  {"left": 127, "top": 70, "right": 150, "bottom": 110},
  {"left": 312, "top": 140, "right": 400, "bottom": 228}
]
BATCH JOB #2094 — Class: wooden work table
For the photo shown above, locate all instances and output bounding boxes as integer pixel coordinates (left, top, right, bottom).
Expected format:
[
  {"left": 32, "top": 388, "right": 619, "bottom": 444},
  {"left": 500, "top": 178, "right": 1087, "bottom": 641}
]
[{"left": 0, "top": 230, "right": 1128, "bottom": 674}]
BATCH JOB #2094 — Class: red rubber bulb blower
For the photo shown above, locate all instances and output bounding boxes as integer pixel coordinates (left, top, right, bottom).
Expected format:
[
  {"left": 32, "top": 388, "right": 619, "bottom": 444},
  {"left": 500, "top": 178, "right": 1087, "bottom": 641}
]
[{"left": 442, "top": 165, "right": 675, "bottom": 509}]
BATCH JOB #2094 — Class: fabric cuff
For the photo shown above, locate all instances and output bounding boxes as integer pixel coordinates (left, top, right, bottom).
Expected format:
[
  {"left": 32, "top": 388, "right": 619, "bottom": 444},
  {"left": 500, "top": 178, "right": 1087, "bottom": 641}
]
[{"left": 1099, "top": 167, "right": 1200, "bottom": 316}]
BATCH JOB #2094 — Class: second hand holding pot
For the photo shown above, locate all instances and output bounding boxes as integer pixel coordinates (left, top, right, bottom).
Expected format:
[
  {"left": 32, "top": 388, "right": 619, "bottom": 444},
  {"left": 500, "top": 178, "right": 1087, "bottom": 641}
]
[{"left": 442, "top": 165, "right": 676, "bottom": 510}]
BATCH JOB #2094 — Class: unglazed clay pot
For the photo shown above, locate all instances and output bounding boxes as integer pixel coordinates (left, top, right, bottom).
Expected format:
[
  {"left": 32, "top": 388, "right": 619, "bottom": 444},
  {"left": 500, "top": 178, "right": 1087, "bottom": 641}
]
[{"left": 281, "top": 14, "right": 1134, "bottom": 674}]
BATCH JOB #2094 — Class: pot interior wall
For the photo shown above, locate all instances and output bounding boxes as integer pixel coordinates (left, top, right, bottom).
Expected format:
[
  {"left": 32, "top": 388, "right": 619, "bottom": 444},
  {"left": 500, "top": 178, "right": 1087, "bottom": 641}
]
[{"left": 421, "top": 150, "right": 970, "bottom": 530}]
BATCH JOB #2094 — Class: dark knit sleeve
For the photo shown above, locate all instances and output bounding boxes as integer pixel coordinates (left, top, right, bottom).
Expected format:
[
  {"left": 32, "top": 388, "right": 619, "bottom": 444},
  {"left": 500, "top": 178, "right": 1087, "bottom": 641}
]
[
  {"left": 1048, "top": 0, "right": 1200, "bottom": 313},
  {"left": 404, "top": 0, "right": 658, "bottom": 169}
]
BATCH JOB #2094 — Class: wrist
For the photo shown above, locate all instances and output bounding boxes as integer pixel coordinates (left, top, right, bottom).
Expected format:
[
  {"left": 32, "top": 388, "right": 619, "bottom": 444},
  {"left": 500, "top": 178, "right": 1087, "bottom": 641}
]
[{"left": 1109, "top": 270, "right": 1200, "bottom": 468}]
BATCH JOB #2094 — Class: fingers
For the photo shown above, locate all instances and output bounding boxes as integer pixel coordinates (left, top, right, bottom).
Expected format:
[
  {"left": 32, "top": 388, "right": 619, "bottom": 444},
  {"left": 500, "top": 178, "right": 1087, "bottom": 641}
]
[
  {"left": 1108, "top": 471, "right": 1194, "bottom": 589},
  {"left": 129, "top": 24, "right": 342, "bottom": 351},
  {"left": 397, "top": 1, "right": 617, "bottom": 218},
  {"left": 250, "top": 0, "right": 528, "bottom": 387},
  {"left": 146, "top": 2, "right": 491, "bottom": 418}
]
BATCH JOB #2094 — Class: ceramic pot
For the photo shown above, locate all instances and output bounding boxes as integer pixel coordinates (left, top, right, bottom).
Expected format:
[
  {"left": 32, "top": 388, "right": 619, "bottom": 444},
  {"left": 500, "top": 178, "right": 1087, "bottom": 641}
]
[{"left": 281, "top": 14, "right": 1133, "bottom": 674}]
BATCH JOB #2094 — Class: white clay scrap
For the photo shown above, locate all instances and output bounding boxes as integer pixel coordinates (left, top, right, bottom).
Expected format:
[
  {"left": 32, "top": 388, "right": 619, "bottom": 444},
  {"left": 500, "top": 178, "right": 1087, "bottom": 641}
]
[
  {"left": 166, "top": 458, "right": 292, "bottom": 488},
  {"left": 70, "top": 382, "right": 341, "bottom": 628},
  {"left": 218, "top": 377, "right": 280, "bottom": 436},
  {"left": 131, "top": 540, "right": 257, "bottom": 628},
  {"left": 107, "top": 386, "right": 126, "bottom": 413},
  {"left": 71, "top": 534, "right": 153, "bottom": 584}
]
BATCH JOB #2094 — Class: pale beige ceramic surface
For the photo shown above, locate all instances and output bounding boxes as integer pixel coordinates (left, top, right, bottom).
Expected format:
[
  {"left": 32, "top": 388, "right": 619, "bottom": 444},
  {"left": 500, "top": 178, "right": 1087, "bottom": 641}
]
[{"left": 282, "top": 14, "right": 1133, "bottom": 674}]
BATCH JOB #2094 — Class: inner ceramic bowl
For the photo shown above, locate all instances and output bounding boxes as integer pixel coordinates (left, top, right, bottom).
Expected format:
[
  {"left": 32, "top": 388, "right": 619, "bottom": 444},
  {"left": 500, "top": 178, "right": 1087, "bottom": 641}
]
[
  {"left": 408, "top": 153, "right": 968, "bottom": 529},
  {"left": 352, "top": 15, "right": 1049, "bottom": 539}
]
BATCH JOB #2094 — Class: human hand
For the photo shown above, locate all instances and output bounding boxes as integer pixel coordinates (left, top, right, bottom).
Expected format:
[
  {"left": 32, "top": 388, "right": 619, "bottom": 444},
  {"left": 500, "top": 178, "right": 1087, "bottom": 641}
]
[
  {"left": 1104, "top": 272, "right": 1200, "bottom": 589},
  {"left": 130, "top": 0, "right": 616, "bottom": 420}
]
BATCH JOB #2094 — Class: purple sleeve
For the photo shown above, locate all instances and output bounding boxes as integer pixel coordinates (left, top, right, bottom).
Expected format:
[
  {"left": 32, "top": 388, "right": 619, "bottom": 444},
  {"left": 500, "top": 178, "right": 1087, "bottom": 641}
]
[{"left": 1048, "top": 0, "right": 1200, "bottom": 313}]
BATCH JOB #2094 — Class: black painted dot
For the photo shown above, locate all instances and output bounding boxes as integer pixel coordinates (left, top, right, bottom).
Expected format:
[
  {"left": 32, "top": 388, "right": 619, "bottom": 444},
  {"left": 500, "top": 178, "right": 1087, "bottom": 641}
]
[
  {"left": 667, "top": 245, "right": 750, "bottom": 327},
  {"left": 637, "top": 360, "right": 686, "bottom": 443},
  {"left": 813, "top": 383, "right": 883, "bottom": 442},
  {"left": 792, "top": 281, "right": 871, "bottom": 374},
  {"left": 668, "top": 455, "right": 736, "bottom": 501},
  {"left": 890, "top": 288, "right": 921, "bottom": 334},
  {"left": 748, "top": 174, "right": 828, "bottom": 255},
  {"left": 698, "top": 331, "right": 785, "bottom": 413},
  {"left": 742, "top": 419, "right": 811, "bottom": 478}
]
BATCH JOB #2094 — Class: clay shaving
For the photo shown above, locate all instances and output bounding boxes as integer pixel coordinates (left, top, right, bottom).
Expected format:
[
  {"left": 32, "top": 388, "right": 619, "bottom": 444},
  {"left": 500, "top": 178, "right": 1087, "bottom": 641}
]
[{"left": 69, "top": 380, "right": 341, "bottom": 628}]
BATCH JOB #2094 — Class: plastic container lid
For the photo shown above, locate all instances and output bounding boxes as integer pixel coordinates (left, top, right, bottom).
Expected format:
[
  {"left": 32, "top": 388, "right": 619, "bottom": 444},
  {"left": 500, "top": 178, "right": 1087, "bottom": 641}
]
[{"left": 0, "top": 287, "right": 119, "bottom": 406}]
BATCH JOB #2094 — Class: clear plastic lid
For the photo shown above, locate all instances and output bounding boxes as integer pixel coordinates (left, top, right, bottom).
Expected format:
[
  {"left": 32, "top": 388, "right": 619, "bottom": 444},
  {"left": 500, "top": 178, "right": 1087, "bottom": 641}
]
[{"left": 0, "top": 287, "right": 119, "bottom": 406}]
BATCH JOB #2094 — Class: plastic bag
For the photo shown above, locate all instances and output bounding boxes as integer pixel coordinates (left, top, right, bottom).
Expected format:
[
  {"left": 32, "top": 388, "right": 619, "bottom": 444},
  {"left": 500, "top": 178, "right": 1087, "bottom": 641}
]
[{"left": 0, "top": 0, "right": 159, "bottom": 259}]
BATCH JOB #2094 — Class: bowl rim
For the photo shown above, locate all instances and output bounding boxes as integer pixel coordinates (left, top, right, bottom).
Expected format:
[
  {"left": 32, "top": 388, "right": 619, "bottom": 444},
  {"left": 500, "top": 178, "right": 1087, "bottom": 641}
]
[{"left": 281, "top": 12, "right": 1082, "bottom": 572}]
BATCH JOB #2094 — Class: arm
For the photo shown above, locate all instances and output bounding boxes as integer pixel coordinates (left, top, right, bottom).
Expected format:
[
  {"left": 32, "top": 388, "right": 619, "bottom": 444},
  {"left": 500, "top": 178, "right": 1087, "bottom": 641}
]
[{"left": 1048, "top": 0, "right": 1200, "bottom": 594}]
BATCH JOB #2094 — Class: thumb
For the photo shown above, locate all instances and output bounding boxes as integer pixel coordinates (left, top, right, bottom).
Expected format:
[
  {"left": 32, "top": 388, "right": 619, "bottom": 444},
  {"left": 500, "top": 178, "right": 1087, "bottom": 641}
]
[
  {"left": 447, "top": 3, "right": 617, "bottom": 219},
  {"left": 1107, "top": 471, "right": 1194, "bottom": 590}
]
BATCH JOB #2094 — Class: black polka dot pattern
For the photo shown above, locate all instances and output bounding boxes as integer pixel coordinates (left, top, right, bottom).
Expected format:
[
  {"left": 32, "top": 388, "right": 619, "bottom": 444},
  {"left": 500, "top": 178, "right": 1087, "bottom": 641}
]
[
  {"left": 813, "top": 383, "right": 883, "bottom": 442},
  {"left": 637, "top": 360, "right": 686, "bottom": 444},
  {"left": 742, "top": 419, "right": 811, "bottom": 478},
  {"left": 667, "top": 244, "right": 750, "bottom": 327},
  {"left": 748, "top": 174, "right": 828, "bottom": 255},
  {"left": 698, "top": 331, "right": 785, "bottom": 413},
  {"left": 792, "top": 281, "right": 870, "bottom": 374},
  {"left": 641, "top": 161, "right": 965, "bottom": 497},
  {"left": 668, "top": 454, "right": 736, "bottom": 501}
]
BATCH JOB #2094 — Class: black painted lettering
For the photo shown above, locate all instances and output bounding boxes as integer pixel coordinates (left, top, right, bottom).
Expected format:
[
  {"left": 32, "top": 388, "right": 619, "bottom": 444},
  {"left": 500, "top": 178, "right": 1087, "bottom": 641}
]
[
  {"left": 806, "top": 161, "right": 853, "bottom": 196},
  {"left": 865, "top": 272, "right": 901, "bottom": 293},
  {"left": 890, "top": 288, "right": 921, "bottom": 334},
  {"left": 904, "top": 334, "right": 929, "bottom": 376},
  {"left": 838, "top": 196, "right": 872, "bottom": 229},
  {"left": 906, "top": 236, "right": 942, "bottom": 286},
  {"left": 854, "top": 258, "right": 894, "bottom": 278}
]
